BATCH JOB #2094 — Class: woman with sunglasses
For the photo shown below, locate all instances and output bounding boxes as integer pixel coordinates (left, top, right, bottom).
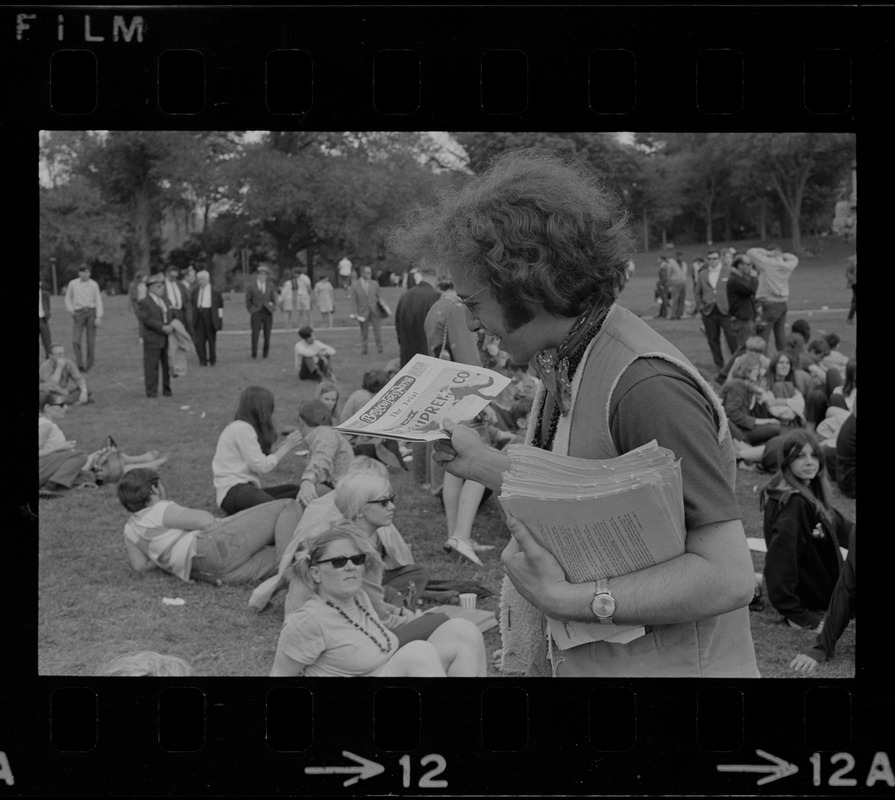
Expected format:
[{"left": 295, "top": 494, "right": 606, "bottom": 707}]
[
  {"left": 39, "top": 386, "right": 165, "bottom": 498},
  {"left": 271, "top": 527, "right": 447, "bottom": 677},
  {"left": 278, "top": 470, "right": 487, "bottom": 676}
]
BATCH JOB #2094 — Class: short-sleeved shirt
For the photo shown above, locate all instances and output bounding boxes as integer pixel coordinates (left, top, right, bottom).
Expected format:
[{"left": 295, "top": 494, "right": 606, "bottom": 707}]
[
  {"left": 276, "top": 593, "right": 398, "bottom": 677},
  {"left": 608, "top": 358, "right": 741, "bottom": 531},
  {"left": 123, "top": 500, "right": 197, "bottom": 581},
  {"left": 38, "top": 416, "right": 67, "bottom": 456}
]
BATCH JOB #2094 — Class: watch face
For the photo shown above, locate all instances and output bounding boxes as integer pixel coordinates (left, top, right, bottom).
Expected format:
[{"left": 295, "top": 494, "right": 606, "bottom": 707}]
[{"left": 593, "top": 594, "right": 616, "bottom": 618}]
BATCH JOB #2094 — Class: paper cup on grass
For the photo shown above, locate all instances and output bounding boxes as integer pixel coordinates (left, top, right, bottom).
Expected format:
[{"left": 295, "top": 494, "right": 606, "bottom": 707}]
[{"left": 458, "top": 592, "right": 477, "bottom": 610}]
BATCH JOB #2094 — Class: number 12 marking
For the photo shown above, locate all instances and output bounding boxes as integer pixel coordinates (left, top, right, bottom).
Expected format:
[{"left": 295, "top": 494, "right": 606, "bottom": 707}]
[{"left": 399, "top": 754, "right": 448, "bottom": 788}]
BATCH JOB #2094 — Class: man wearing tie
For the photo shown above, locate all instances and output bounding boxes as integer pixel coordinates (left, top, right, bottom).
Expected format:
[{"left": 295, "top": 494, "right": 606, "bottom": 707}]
[
  {"left": 190, "top": 269, "right": 224, "bottom": 366},
  {"left": 64, "top": 264, "right": 103, "bottom": 372},
  {"left": 165, "top": 266, "right": 193, "bottom": 337},
  {"left": 136, "top": 273, "right": 174, "bottom": 398},
  {"left": 349, "top": 265, "right": 385, "bottom": 355},
  {"left": 39, "top": 279, "right": 53, "bottom": 359},
  {"left": 245, "top": 264, "right": 277, "bottom": 359}
]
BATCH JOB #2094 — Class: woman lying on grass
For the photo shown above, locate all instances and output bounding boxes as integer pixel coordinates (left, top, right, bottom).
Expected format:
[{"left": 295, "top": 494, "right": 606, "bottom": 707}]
[
  {"left": 118, "top": 468, "right": 301, "bottom": 585},
  {"left": 271, "top": 527, "right": 481, "bottom": 677},
  {"left": 39, "top": 386, "right": 166, "bottom": 498}
]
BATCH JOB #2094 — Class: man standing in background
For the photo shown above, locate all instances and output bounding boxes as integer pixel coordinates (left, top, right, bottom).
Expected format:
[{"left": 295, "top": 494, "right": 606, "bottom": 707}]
[
  {"left": 394, "top": 260, "right": 441, "bottom": 484},
  {"left": 136, "top": 273, "right": 173, "bottom": 398},
  {"left": 747, "top": 243, "right": 799, "bottom": 353},
  {"left": 190, "top": 269, "right": 223, "bottom": 367},
  {"left": 338, "top": 254, "right": 353, "bottom": 291},
  {"left": 245, "top": 264, "right": 277, "bottom": 359},
  {"left": 350, "top": 265, "right": 385, "bottom": 355},
  {"left": 165, "top": 266, "right": 193, "bottom": 337},
  {"left": 64, "top": 264, "right": 103, "bottom": 372},
  {"left": 694, "top": 250, "right": 737, "bottom": 372}
]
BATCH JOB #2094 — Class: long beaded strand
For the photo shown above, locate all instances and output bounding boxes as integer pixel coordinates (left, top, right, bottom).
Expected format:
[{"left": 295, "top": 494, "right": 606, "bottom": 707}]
[{"left": 325, "top": 598, "right": 393, "bottom": 654}]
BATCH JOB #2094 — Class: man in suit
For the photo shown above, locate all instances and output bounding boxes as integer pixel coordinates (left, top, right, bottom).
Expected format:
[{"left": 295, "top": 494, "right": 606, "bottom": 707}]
[
  {"left": 39, "top": 279, "right": 53, "bottom": 358},
  {"left": 349, "top": 264, "right": 385, "bottom": 355},
  {"left": 164, "top": 266, "right": 193, "bottom": 337},
  {"left": 395, "top": 260, "right": 440, "bottom": 368},
  {"left": 245, "top": 264, "right": 277, "bottom": 358},
  {"left": 136, "top": 272, "right": 174, "bottom": 398},
  {"left": 694, "top": 250, "right": 737, "bottom": 371},
  {"left": 190, "top": 269, "right": 224, "bottom": 366}
]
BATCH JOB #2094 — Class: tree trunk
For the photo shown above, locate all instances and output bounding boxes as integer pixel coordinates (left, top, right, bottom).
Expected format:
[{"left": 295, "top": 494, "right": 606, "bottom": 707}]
[
  {"left": 757, "top": 199, "right": 767, "bottom": 241},
  {"left": 642, "top": 208, "right": 649, "bottom": 252},
  {"left": 703, "top": 197, "right": 714, "bottom": 244},
  {"left": 131, "top": 182, "right": 153, "bottom": 279}
]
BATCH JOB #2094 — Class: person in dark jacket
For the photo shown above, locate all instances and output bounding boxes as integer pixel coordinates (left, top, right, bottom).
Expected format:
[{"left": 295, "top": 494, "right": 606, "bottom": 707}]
[
  {"left": 790, "top": 526, "right": 855, "bottom": 672},
  {"left": 136, "top": 273, "right": 173, "bottom": 398},
  {"left": 759, "top": 430, "right": 854, "bottom": 632},
  {"left": 726, "top": 253, "right": 760, "bottom": 351}
]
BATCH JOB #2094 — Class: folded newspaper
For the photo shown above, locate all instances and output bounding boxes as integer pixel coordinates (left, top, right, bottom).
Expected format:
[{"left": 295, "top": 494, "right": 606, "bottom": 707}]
[
  {"left": 336, "top": 354, "right": 512, "bottom": 443},
  {"left": 499, "top": 440, "right": 686, "bottom": 649}
]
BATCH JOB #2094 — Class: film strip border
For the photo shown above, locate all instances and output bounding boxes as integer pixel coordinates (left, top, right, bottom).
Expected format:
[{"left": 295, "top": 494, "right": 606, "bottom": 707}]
[
  {"left": 3, "top": 6, "right": 877, "bottom": 127},
  {"left": 2, "top": 681, "right": 891, "bottom": 794}
]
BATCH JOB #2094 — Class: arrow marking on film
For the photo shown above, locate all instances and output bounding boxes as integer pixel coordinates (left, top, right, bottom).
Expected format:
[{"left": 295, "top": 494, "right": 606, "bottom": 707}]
[
  {"left": 305, "top": 750, "right": 385, "bottom": 787},
  {"left": 717, "top": 749, "right": 799, "bottom": 786}
]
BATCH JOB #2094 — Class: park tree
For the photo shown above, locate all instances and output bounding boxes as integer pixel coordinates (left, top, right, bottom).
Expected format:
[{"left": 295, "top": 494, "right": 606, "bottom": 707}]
[
  {"left": 76, "top": 131, "right": 222, "bottom": 282},
  {"left": 224, "top": 131, "right": 440, "bottom": 278},
  {"left": 732, "top": 133, "right": 856, "bottom": 252}
]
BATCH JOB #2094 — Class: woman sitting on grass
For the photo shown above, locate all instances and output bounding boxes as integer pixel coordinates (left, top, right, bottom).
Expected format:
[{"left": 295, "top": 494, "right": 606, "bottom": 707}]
[
  {"left": 270, "top": 527, "right": 448, "bottom": 677},
  {"left": 314, "top": 380, "right": 342, "bottom": 425},
  {"left": 39, "top": 386, "right": 165, "bottom": 498},
  {"left": 294, "top": 399, "right": 356, "bottom": 507},
  {"left": 213, "top": 386, "right": 305, "bottom": 514},
  {"left": 720, "top": 354, "right": 785, "bottom": 446},
  {"left": 762, "top": 350, "right": 806, "bottom": 427},
  {"left": 759, "top": 430, "right": 853, "bottom": 633},
  {"left": 118, "top": 468, "right": 301, "bottom": 585}
]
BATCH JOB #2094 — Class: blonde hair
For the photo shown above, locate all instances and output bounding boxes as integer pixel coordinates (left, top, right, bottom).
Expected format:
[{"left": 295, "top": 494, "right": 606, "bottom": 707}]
[
  {"left": 96, "top": 651, "right": 192, "bottom": 677},
  {"left": 333, "top": 471, "right": 392, "bottom": 522},
  {"left": 296, "top": 525, "right": 381, "bottom": 589}
]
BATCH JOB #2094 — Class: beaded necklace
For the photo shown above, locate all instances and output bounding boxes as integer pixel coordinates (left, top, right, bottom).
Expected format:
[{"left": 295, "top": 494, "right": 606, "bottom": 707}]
[{"left": 324, "top": 597, "right": 393, "bottom": 654}]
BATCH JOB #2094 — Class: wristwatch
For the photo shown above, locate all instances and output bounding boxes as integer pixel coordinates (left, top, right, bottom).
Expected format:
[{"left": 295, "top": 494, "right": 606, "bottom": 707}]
[{"left": 591, "top": 579, "right": 616, "bottom": 624}]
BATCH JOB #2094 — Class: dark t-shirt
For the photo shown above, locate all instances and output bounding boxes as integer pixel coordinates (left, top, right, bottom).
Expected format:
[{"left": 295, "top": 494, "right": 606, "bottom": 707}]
[{"left": 608, "top": 358, "right": 741, "bottom": 531}]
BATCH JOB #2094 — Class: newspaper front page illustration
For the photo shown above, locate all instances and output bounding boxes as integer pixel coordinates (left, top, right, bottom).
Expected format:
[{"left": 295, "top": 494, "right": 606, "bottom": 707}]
[{"left": 336, "top": 354, "right": 512, "bottom": 443}]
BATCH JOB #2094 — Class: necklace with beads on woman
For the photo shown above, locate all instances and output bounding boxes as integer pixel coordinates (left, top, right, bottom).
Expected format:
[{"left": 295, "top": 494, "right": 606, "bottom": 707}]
[{"left": 325, "top": 597, "right": 393, "bottom": 654}]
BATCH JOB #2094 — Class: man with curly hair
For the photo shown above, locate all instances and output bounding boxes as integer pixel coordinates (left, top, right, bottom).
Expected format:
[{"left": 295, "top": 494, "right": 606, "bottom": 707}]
[{"left": 391, "top": 149, "right": 758, "bottom": 678}]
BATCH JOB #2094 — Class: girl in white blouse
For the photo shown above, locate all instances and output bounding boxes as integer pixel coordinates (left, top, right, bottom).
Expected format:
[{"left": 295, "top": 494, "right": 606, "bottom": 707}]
[{"left": 213, "top": 386, "right": 305, "bottom": 514}]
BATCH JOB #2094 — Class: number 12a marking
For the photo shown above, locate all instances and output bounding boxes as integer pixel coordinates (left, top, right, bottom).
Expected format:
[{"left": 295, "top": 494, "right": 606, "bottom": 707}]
[{"left": 399, "top": 754, "right": 448, "bottom": 788}]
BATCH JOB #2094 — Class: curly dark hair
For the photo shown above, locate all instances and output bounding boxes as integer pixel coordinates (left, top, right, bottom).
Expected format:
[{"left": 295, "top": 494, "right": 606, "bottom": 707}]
[{"left": 388, "top": 149, "right": 635, "bottom": 331}]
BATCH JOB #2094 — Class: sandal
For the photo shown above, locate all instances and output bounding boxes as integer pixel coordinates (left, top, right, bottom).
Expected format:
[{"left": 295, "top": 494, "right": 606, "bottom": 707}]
[{"left": 444, "top": 537, "right": 483, "bottom": 566}]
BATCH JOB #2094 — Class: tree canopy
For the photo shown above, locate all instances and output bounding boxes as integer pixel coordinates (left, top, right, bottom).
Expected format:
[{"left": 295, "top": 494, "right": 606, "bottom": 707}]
[{"left": 39, "top": 129, "right": 855, "bottom": 289}]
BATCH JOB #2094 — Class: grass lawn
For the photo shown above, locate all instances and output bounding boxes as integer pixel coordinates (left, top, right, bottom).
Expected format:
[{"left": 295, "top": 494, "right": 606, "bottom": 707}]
[{"left": 38, "top": 236, "right": 856, "bottom": 678}]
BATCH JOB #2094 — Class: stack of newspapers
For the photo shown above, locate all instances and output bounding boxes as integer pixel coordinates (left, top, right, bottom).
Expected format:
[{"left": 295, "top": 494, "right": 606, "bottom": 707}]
[{"left": 498, "top": 440, "right": 686, "bottom": 649}]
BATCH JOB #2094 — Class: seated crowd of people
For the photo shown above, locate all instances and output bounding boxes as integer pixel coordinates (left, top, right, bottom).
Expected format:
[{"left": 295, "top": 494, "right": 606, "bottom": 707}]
[{"left": 42, "top": 269, "right": 854, "bottom": 677}]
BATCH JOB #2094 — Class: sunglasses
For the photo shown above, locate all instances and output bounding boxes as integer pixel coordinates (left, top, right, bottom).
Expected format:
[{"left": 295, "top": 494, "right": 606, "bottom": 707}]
[
  {"left": 368, "top": 494, "right": 396, "bottom": 507},
  {"left": 49, "top": 402, "right": 70, "bottom": 408},
  {"left": 314, "top": 554, "right": 367, "bottom": 569}
]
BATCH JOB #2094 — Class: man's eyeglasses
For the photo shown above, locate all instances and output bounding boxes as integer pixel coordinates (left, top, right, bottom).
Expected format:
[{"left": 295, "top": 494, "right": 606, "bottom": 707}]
[
  {"left": 49, "top": 402, "right": 69, "bottom": 408},
  {"left": 456, "top": 285, "right": 489, "bottom": 320},
  {"left": 314, "top": 554, "right": 367, "bottom": 569},
  {"left": 368, "top": 494, "right": 396, "bottom": 507}
]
